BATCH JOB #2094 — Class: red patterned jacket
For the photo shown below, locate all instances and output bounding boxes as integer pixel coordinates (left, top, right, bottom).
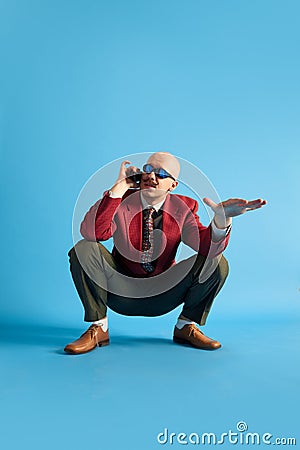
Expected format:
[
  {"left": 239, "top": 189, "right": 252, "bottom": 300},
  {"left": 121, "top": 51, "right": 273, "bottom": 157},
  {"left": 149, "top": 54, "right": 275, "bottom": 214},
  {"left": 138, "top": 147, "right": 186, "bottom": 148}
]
[{"left": 80, "top": 189, "right": 230, "bottom": 277}]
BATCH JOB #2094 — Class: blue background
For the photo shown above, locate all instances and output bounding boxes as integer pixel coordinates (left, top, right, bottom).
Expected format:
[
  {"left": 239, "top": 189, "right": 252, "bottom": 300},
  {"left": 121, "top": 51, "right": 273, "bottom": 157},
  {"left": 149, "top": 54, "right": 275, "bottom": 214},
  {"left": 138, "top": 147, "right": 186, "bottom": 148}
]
[{"left": 0, "top": 1, "right": 299, "bottom": 449}]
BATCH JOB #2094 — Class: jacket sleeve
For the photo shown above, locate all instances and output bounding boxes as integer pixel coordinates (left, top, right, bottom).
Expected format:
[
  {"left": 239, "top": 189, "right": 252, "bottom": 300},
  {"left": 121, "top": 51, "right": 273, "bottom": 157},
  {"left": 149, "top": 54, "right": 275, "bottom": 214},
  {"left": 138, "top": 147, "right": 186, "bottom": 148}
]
[
  {"left": 80, "top": 191, "right": 122, "bottom": 241},
  {"left": 181, "top": 199, "right": 230, "bottom": 257}
]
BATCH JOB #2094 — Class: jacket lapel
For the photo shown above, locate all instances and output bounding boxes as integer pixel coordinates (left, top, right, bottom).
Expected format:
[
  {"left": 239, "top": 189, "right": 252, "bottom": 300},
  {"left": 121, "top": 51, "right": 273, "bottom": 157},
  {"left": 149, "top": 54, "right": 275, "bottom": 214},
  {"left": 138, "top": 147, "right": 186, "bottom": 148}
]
[
  {"left": 123, "top": 191, "right": 143, "bottom": 251},
  {"left": 161, "top": 194, "right": 183, "bottom": 233}
]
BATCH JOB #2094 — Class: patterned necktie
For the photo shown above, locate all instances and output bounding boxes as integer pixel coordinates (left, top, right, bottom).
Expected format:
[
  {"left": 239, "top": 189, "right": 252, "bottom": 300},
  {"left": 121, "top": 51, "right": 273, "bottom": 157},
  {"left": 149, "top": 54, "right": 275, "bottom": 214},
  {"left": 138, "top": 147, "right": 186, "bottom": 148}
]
[{"left": 141, "top": 207, "right": 155, "bottom": 273}]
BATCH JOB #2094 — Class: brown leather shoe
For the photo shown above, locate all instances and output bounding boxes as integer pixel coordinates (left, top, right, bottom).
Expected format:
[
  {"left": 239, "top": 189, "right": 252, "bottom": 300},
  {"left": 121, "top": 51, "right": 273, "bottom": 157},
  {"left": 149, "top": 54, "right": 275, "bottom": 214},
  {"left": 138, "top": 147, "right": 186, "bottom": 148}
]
[
  {"left": 173, "top": 323, "right": 221, "bottom": 350},
  {"left": 64, "top": 325, "right": 109, "bottom": 354}
]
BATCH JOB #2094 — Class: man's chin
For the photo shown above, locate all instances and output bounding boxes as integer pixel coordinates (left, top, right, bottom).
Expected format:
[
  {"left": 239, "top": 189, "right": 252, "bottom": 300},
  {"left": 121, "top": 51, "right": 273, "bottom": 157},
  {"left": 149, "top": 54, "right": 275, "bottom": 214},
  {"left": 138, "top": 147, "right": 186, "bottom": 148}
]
[{"left": 141, "top": 188, "right": 167, "bottom": 199}]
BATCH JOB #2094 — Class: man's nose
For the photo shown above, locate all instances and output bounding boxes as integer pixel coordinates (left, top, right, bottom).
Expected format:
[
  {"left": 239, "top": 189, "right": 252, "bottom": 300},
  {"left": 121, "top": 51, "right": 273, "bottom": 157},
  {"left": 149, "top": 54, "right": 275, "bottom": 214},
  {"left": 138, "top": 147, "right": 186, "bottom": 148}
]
[{"left": 148, "top": 171, "right": 157, "bottom": 181}]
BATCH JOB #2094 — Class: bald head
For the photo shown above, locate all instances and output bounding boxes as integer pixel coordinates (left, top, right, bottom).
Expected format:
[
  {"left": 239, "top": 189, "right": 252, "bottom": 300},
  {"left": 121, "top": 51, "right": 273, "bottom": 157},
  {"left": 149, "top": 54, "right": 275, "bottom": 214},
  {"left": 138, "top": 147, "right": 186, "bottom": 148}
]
[{"left": 146, "top": 152, "right": 180, "bottom": 180}]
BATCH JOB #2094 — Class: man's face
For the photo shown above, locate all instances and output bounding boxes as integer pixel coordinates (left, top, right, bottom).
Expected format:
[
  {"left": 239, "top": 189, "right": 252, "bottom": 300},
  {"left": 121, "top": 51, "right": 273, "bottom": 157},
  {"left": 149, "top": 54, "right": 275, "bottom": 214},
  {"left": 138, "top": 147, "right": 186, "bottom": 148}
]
[{"left": 139, "top": 154, "right": 178, "bottom": 200}]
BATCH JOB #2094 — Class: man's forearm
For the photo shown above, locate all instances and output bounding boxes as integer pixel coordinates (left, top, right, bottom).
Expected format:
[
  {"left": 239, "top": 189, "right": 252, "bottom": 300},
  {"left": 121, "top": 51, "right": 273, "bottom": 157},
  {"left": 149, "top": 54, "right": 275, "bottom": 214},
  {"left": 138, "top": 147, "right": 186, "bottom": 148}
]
[{"left": 80, "top": 192, "right": 122, "bottom": 241}]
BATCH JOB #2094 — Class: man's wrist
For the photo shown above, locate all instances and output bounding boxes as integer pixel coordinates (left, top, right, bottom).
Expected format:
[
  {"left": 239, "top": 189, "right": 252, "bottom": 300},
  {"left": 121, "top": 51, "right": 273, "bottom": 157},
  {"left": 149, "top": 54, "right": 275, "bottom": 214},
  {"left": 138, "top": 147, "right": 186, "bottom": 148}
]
[{"left": 213, "top": 214, "right": 232, "bottom": 229}]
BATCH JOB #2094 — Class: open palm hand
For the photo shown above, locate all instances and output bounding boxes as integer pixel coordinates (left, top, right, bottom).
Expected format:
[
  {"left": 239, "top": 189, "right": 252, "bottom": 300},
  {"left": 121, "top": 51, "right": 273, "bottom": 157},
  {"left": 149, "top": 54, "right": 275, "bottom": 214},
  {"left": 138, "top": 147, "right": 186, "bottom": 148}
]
[{"left": 203, "top": 197, "right": 267, "bottom": 219}]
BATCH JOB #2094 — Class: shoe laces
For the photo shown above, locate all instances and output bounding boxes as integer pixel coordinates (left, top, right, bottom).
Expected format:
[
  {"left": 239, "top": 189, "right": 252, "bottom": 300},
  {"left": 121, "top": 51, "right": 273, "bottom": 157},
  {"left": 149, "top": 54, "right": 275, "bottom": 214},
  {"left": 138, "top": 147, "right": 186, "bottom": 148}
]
[
  {"left": 81, "top": 325, "right": 99, "bottom": 339},
  {"left": 188, "top": 324, "right": 203, "bottom": 338}
]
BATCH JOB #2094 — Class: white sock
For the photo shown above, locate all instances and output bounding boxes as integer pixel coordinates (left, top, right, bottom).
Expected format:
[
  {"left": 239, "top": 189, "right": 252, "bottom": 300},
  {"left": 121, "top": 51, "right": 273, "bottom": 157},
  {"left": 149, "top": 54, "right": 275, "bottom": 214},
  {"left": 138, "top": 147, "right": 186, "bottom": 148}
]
[
  {"left": 93, "top": 317, "right": 108, "bottom": 332},
  {"left": 175, "top": 318, "right": 194, "bottom": 329}
]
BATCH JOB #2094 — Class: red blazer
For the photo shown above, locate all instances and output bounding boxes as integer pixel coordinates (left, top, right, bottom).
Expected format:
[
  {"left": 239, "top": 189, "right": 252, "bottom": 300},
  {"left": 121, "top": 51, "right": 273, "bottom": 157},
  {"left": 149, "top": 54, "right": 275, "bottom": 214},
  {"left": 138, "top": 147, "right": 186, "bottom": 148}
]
[{"left": 80, "top": 189, "right": 230, "bottom": 277}]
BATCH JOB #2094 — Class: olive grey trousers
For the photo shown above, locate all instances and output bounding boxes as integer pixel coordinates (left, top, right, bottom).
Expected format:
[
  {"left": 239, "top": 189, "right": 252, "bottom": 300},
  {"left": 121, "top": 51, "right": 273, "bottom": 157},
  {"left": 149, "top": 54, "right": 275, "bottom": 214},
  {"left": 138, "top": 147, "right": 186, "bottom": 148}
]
[{"left": 68, "top": 239, "right": 229, "bottom": 326}]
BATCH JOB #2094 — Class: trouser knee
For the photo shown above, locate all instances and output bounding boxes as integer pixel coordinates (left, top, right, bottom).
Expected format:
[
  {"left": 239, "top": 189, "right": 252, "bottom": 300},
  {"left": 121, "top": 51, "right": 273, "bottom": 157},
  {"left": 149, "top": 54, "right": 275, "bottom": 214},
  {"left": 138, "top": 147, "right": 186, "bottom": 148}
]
[{"left": 68, "top": 239, "right": 101, "bottom": 264}]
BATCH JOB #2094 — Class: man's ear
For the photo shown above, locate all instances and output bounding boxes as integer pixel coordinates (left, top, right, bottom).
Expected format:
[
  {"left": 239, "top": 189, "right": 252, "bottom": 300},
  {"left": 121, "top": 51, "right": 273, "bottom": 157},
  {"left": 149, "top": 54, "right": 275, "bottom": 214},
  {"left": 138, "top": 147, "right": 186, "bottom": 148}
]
[{"left": 168, "top": 181, "right": 178, "bottom": 191}]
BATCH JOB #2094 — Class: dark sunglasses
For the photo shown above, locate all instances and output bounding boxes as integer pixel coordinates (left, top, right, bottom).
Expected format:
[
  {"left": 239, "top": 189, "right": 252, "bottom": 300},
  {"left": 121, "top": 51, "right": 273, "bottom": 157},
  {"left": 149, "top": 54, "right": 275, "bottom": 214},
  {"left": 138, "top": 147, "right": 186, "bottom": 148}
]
[{"left": 142, "top": 164, "right": 176, "bottom": 181}]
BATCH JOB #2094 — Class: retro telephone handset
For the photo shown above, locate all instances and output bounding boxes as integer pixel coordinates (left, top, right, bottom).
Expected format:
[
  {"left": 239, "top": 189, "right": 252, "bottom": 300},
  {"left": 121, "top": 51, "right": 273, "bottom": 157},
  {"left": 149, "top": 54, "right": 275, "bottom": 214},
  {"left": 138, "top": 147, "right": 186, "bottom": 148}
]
[{"left": 128, "top": 172, "right": 142, "bottom": 184}]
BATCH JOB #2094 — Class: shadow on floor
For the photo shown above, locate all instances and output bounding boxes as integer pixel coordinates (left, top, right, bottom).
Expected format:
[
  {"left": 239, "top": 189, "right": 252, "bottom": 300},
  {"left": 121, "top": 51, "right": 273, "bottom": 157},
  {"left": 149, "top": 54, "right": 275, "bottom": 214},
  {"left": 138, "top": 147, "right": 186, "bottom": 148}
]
[{"left": 0, "top": 322, "right": 173, "bottom": 350}]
